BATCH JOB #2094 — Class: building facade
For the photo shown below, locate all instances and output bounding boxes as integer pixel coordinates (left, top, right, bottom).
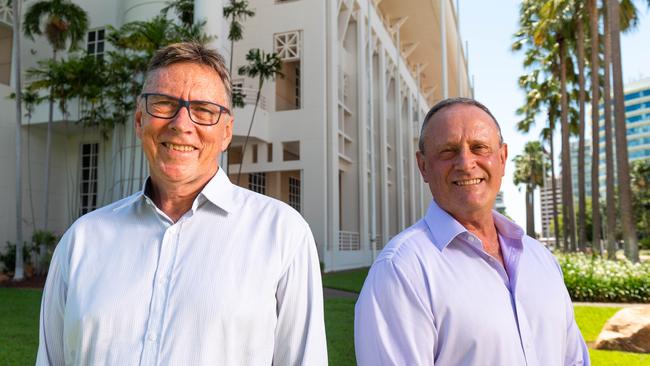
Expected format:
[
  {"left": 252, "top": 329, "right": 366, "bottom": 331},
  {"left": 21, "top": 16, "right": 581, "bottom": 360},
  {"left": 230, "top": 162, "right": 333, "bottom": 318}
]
[
  {"left": 1, "top": 0, "right": 471, "bottom": 272},
  {"left": 571, "top": 77, "right": 650, "bottom": 198}
]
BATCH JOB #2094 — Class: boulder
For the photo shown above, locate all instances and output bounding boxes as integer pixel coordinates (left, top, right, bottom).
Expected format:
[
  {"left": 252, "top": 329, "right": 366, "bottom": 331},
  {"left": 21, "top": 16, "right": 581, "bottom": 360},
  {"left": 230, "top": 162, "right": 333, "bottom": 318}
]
[{"left": 595, "top": 306, "right": 650, "bottom": 353}]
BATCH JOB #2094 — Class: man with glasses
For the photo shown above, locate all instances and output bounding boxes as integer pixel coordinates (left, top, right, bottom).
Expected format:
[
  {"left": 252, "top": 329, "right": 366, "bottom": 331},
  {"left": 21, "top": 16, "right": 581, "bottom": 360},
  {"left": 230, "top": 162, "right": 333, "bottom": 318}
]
[{"left": 37, "top": 42, "right": 327, "bottom": 365}]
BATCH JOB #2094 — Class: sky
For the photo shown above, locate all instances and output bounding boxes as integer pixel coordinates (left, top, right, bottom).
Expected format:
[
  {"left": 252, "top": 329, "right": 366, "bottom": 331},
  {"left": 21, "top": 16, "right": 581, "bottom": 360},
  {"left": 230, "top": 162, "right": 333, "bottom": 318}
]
[{"left": 459, "top": 0, "right": 650, "bottom": 231}]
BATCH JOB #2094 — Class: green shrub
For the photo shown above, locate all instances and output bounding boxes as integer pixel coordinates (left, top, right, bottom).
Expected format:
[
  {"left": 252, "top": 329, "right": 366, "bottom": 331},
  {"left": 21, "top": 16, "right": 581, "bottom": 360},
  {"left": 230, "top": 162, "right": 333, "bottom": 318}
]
[
  {"left": 640, "top": 237, "right": 650, "bottom": 250},
  {"left": 557, "top": 253, "right": 650, "bottom": 303},
  {"left": 0, "top": 242, "right": 30, "bottom": 274}
]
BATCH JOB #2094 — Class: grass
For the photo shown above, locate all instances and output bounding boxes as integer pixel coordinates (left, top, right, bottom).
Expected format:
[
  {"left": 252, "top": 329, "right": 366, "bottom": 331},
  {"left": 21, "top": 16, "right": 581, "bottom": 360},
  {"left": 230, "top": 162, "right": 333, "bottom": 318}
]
[
  {"left": 2, "top": 288, "right": 649, "bottom": 365},
  {"left": 322, "top": 267, "right": 368, "bottom": 293},
  {"left": 0, "top": 289, "right": 41, "bottom": 365},
  {"left": 325, "top": 298, "right": 356, "bottom": 366}
]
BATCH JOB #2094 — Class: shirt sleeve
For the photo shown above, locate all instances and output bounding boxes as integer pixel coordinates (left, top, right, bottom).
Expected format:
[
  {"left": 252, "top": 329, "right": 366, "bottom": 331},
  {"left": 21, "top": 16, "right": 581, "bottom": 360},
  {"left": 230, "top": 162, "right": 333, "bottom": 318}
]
[
  {"left": 36, "top": 233, "right": 70, "bottom": 366},
  {"left": 273, "top": 223, "right": 328, "bottom": 365},
  {"left": 552, "top": 255, "right": 590, "bottom": 366},
  {"left": 354, "top": 257, "right": 436, "bottom": 365}
]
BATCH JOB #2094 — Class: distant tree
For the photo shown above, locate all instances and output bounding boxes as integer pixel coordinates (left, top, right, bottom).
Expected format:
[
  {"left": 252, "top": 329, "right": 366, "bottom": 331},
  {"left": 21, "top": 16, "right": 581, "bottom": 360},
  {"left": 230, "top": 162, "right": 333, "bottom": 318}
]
[
  {"left": 513, "top": 141, "right": 548, "bottom": 238},
  {"left": 224, "top": 0, "right": 255, "bottom": 109},
  {"left": 236, "top": 49, "right": 282, "bottom": 185},
  {"left": 161, "top": 0, "right": 194, "bottom": 29},
  {"left": 23, "top": 0, "right": 89, "bottom": 232}
]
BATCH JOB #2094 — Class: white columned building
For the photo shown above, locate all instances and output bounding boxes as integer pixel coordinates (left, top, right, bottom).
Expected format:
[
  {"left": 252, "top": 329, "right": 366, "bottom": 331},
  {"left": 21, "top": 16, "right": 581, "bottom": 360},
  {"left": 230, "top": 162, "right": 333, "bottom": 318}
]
[{"left": 0, "top": 0, "right": 471, "bottom": 273}]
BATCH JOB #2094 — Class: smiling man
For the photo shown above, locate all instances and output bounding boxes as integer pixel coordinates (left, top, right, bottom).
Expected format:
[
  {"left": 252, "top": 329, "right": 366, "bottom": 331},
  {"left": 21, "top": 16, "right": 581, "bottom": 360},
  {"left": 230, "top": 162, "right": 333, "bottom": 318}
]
[
  {"left": 37, "top": 42, "right": 327, "bottom": 365},
  {"left": 354, "top": 98, "right": 589, "bottom": 366}
]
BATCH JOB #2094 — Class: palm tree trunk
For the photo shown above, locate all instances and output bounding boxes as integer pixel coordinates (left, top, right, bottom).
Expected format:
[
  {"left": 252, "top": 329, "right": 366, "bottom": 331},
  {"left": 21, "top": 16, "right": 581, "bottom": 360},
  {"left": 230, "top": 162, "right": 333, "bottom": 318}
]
[
  {"left": 559, "top": 39, "right": 576, "bottom": 252},
  {"left": 589, "top": 0, "right": 603, "bottom": 255},
  {"left": 526, "top": 186, "right": 535, "bottom": 238},
  {"left": 550, "top": 127, "right": 560, "bottom": 249},
  {"left": 13, "top": 0, "right": 25, "bottom": 281},
  {"left": 237, "top": 83, "right": 263, "bottom": 185},
  {"left": 577, "top": 11, "right": 588, "bottom": 251},
  {"left": 603, "top": 3, "right": 617, "bottom": 259},
  {"left": 608, "top": 0, "right": 639, "bottom": 262}
]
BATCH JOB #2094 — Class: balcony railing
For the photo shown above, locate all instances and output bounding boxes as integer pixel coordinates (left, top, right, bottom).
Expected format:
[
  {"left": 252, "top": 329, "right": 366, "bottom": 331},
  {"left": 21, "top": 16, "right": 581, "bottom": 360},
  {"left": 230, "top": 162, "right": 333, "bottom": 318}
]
[
  {"left": 339, "top": 231, "right": 360, "bottom": 251},
  {"left": 233, "top": 85, "right": 267, "bottom": 111}
]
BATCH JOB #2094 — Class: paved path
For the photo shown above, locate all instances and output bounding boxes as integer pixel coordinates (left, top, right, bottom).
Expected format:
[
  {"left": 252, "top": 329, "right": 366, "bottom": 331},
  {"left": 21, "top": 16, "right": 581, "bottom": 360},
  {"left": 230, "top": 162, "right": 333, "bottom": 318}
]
[
  {"left": 323, "top": 287, "right": 359, "bottom": 300},
  {"left": 323, "top": 288, "right": 650, "bottom": 309},
  {"left": 573, "top": 302, "right": 650, "bottom": 308}
]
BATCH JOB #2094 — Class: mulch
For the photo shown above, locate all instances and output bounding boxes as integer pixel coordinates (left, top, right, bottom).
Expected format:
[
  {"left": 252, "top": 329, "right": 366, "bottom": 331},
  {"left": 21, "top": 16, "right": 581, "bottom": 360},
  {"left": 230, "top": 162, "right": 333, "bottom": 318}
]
[{"left": 0, "top": 274, "right": 46, "bottom": 289}]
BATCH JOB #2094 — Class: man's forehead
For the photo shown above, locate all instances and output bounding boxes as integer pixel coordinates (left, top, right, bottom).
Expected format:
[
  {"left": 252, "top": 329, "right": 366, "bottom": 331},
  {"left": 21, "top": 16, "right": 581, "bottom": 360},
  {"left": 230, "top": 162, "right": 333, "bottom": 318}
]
[{"left": 425, "top": 104, "right": 497, "bottom": 140}]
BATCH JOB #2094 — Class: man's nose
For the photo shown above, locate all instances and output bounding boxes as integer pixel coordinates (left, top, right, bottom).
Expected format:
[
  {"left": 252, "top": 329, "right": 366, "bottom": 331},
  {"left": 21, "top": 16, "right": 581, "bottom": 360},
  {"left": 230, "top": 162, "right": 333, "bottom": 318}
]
[
  {"left": 168, "top": 105, "right": 195, "bottom": 132},
  {"left": 454, "top": 147, "right": 477, "bottom": 170}
]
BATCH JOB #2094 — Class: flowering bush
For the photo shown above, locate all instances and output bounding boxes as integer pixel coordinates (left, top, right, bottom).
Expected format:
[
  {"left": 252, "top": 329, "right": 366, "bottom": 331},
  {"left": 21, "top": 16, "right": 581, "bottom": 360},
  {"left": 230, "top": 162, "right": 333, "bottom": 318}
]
[{"left": 557, "top": 253, "right": 650, "bottom": 303}]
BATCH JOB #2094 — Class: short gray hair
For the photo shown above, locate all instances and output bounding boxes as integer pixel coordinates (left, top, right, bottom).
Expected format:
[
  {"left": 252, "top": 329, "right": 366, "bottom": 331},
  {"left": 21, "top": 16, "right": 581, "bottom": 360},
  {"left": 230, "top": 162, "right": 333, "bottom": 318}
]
[
  {"left": 143, "top": 42, "right": 231, "bottom": 107},
  {"left": 418, "top": 97, "right": 503, "bottom": 153}
]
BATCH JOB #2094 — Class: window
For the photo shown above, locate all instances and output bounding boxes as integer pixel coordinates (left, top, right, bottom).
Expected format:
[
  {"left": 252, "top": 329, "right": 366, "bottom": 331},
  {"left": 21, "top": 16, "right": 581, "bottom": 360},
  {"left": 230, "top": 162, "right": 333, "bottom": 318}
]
[
  {"left": 274, "top": 31, "right": 301, "bottom": 111},
  {"left": 252, "top": 144, "right": 258, "bottom": 163},
  {"left": 87, "top": 28, "right": 105, "bottom": 60},
  {"left": 289, "top": 177, "right": 301, "bottom": 212},
  {"left": 282, "top": 141, "right": 300, "bottom": 161},
  {"left": 79, "top": 143, "right": 99, "bottom": 216},
  {"left": 228, "top": 145, "right": 243, "bottom": 165},
  {"left": 249, "top": 172, "right": 266, "bottom": 194},
  {"left": 267, "top": 143, "right": 273, "bottom": 162}
]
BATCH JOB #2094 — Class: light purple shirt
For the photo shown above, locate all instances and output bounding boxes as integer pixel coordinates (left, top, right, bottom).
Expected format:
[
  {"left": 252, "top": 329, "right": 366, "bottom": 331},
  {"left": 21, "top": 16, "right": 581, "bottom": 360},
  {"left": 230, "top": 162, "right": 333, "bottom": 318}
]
[{"left": 355, "top": 200, "right": 589, "bottom": 366}]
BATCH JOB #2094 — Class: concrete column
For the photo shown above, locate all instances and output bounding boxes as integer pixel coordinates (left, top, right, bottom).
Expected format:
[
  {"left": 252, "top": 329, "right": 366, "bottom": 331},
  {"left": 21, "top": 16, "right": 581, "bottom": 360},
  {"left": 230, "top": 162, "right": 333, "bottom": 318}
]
[
  {"left": 366, "top": 0, "right": 378, "bottom": 261},
  {"left": 378, "top": 48, "right": 389, "bottom": 245},
  {"left": 395, "top": 29, "right": 405, "bottom": 231},
  {"left": 194, "top": 0, "right": 228, "bottom": 57},
  {"left": 356, "top": 11, "right": 370, "bottom": 258},
  {"left": 440, "top": 0, "right": 448, "bottom": 98},
  {"left": 407, "top": 93, "right": 416, "bottom": 224},
  {"left": 325, "top": 0, "right": 340, "bottom": 271}
]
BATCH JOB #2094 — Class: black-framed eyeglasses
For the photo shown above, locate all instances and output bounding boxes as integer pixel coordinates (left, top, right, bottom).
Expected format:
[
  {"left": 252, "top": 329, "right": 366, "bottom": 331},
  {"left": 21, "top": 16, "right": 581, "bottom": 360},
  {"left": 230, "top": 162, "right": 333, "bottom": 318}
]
[{"left": 141, "top": 93, "right": 231, "bottom": 126}]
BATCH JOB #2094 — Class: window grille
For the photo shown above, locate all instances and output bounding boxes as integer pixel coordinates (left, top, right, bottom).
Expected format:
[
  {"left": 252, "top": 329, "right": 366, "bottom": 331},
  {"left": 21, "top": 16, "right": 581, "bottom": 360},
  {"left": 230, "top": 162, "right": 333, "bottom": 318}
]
[
  {"left": 79, "top": 143, "right": 99, "bottom": 216},
  {"left": 274, "top": 31, "right": 300, "bottom": 61},
  {"left": 248, "top": 172, "right": 266, "bottom": 194},
  {"left": 289, "top": 177, "right": 301, "bottom": 212}
]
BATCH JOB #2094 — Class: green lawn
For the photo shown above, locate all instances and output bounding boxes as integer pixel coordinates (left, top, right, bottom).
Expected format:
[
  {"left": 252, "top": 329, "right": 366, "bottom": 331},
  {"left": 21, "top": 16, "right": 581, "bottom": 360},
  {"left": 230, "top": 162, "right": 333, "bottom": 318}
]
[
  {"left": 2, "top": 288, "right": 649, "bottom": 366},
  {"left": 0, "top": 289, "right": 41, "bottom": 365},
  {"left": 322, "top": 267, "right": 369, "bottom": 293}
]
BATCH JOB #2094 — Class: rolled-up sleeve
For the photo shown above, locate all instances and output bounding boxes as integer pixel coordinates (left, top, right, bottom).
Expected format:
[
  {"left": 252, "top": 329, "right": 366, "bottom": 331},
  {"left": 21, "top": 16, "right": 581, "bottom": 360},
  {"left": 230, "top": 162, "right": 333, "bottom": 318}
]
[
  {"left": 354, "top": 258, "right": 436, "bottom": 365},
  {"left": 36, "top": 234, "right": 70, "bottom": 366},
  {"left": 273, "top": 224, "right": 327, "bottom": 365}
]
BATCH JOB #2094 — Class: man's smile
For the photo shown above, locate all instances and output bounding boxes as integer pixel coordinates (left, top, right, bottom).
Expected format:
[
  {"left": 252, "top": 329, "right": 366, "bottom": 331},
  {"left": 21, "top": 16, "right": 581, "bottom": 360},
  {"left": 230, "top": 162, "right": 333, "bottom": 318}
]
[
  {"left": 162, "top": 142, "right": 198, "bottom": 152},
  {"left": 453, "top": 178, "right": 484, "bottom": 186}
]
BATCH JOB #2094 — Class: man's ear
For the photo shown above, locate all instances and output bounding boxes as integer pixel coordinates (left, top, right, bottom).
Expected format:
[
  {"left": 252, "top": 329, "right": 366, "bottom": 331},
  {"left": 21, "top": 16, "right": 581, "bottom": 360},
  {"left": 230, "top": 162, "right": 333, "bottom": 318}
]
[
  {"left": 135, "top": 103, "right": 144, "bottom": 139},
  {"left": 220, "top": 117, "right": 234, "bottom": 152},
  {"left": 500, "top": 143, "right": 508, "bottom": 176},
  {"left": 416, "top": 151, "right": 429, "bottom": 183}
]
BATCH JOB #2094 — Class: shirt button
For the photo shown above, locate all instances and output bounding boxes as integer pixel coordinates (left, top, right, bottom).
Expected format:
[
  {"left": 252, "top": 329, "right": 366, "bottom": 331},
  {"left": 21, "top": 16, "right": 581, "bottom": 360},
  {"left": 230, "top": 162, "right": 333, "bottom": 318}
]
[
  {"left": 467, "top": 236, "right": 475, "bottom": 242},
  {"left": 148, "top": 333, "right": 157, "bottom": 342}
]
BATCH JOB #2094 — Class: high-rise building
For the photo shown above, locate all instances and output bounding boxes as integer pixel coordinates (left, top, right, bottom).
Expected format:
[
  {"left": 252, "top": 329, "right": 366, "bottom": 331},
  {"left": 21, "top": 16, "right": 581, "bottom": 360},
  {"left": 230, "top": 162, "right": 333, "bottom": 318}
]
[
  {"left": 0, "top": 0, "right": 471, "bottom": 271},
  {"left": 540, "top": 176, "right": 561, "bottom": 242},
  {"left": 571, "top": 77, "right": 650, "bottom": 199}
]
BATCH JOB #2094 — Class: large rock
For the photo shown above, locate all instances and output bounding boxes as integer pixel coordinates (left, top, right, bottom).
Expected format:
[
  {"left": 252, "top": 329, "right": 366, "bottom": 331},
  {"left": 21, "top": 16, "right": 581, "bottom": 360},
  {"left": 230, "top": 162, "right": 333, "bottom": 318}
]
[{"left": 595, "top": 306, "right": 650, "bottom": 353}]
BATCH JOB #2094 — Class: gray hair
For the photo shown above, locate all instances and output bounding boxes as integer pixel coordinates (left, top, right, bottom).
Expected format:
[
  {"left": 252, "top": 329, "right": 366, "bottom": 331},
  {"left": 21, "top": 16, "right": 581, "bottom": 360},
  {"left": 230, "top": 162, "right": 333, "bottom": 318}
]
[
  {"left": 143, "top": 42, "right": 231, "bottom": 107},
  {"left": 418, "top": 97, "right": 504, "bottom": 153}
]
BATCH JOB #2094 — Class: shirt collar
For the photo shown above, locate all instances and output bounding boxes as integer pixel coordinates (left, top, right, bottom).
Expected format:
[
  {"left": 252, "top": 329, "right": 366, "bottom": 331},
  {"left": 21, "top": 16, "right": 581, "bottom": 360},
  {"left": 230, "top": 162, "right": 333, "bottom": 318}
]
[
  {"left": 424, "top": 199, "right": 526, "bottom": 251},
  {"left": 111, "top": 167, "right": 236, "bottom": 214}
]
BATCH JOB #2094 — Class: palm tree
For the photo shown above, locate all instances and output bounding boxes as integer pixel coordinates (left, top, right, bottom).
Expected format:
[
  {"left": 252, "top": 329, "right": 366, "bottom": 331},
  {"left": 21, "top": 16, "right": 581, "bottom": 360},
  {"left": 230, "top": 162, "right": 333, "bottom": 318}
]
[
  {"left": 23, "top": 0, "right": 89, "bottom": 231},
  {"left": 513, "top": 141, "right": 548, "bottom": 238},
  {"left": 236, "top": 49, "right": 282, "bottom": 185},
  {"left": 608, "top": 0, "right": 639, "bottom": 262},
  {"left": 161, "top": 0, "right": 194, "bottom": 29},
  {"left": 588, "top": 0, "right": 604, "bottom": 255},
  {"left": 574, "top": 1, "right": 588, "bottom": 251},
  {"left": 602, "top": 1, "right": 617, "bottom": 259},
  {"left": 223, "top": 0, "right": 255, "bottom": 76},
  {"left": 12, "top": 0, "right": 25, "bottom": 281}
]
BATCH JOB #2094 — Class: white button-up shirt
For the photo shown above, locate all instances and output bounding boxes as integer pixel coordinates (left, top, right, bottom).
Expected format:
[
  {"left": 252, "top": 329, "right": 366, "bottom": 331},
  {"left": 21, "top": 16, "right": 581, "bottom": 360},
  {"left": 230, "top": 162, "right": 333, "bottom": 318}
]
[
  {"left": 37, "top": 169, "right": 327, "bottom": 365},
  {"left": 355, "top": 200, "right": 589, "bottom": 366}
]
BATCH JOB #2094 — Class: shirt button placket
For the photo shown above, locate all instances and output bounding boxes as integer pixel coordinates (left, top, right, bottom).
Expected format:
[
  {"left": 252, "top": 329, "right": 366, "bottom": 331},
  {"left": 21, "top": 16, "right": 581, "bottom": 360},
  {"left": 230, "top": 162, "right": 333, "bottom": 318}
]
[{"left": 142, "top": 224, "right": 179, "bottom": 365}]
